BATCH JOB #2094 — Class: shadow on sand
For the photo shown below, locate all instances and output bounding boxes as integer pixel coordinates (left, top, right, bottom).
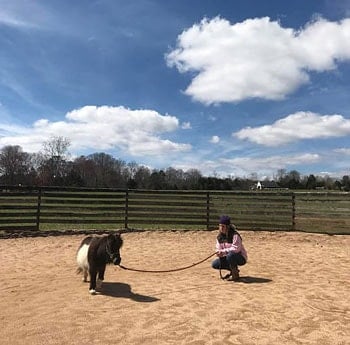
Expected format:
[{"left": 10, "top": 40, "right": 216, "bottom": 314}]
[
  {"left": 236, "top": 276, "right": 272, "bottom": 284},
  {"left": 100, "top": 282, "right": 160, "bottom": 302}
]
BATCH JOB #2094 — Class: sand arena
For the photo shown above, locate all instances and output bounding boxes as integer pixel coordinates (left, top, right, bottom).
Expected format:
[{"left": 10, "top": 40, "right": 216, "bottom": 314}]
[{"left": 1, "top": 230, "right": 349, "bottom": 345}]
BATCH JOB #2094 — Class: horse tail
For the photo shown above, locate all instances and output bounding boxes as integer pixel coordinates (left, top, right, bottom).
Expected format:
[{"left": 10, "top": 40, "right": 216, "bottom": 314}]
[{"left": 76, "top": 242, "right": 90, "bottom": 273}]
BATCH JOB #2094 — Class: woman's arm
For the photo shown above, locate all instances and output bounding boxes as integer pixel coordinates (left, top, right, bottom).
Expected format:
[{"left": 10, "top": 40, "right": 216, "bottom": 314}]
[{"left": 227, "top": 233, "right": 242, "bottom": 253}]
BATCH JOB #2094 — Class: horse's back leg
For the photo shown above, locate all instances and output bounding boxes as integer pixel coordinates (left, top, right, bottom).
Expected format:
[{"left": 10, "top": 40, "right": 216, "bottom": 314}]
[{"left": 83, "top": 268, "right": 88, "bottom": 282}]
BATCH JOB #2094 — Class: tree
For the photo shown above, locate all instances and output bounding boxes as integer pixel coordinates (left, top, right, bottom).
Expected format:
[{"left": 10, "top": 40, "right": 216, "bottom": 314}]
[
  {"left": 43, "top": 136, "right": 71, "bottom": 159},
  {"left": 39, "top": 136, "right": 71, "bottom": 185},
  {"left": 125, "top": 161, "right": 139, "bottom": 188},
  {"left": 323, "top": 175, "right": 334, "bottom": 190},
  {"left": 70, "top": 156, "right": 94, "bottom": 186},
  {"left": 134, "top": 166, "right": 151, "bottom": 188},
  {"left": 184, "top": 169, "right": 202, "bottom": 189},
  {"left": 149, "top": 169, "right": 166, "bottom": 189},
  {"left": 275, "top": 169, "right": 302, "bottom": 189},
  {"left": 84, "top": 153, "right": 128, "bottom": 188},
  {"left": 334, "top": 180, "right": 342, "bottom": 190},
  {"left": 288, "top": 170, "right": 301, "bottom": 189},
  {"left": 164, "top": 167, "right": 185, "bottom": 189},
  {"left": 341, "top": 175, "right": 350, "bottom": 191},
  {"left": 306, "top": 174, "right": 317, "bottom": 189},
  {"left": 275, "top": 169, "right": 287, "bottom": 182},
  {"left": 0, "top": 145, "right": 31, "bottom": 185},
  {"left": 86, "top": 152, "right": 118, "bottom": 187}
]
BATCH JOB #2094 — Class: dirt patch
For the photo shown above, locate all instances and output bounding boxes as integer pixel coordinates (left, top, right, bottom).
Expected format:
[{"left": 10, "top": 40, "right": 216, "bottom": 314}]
[{"left": 1, "top": 230, "right": 349, "bottom": 345}]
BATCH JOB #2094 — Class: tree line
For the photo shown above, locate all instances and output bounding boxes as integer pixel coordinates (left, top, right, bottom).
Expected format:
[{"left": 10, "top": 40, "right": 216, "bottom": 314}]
[{"left": 0, "top": 136, "right": 349, "bottom": 191}]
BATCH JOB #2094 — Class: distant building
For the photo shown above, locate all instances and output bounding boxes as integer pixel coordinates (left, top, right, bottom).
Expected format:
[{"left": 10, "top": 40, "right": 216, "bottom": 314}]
[{"left": 251, "top": 180, "right": 282, "bottom": 190}]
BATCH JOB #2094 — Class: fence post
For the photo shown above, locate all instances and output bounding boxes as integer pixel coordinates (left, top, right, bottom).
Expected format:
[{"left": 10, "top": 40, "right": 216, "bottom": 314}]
[
  {"left": 124, "top": 189, "right": 129, "bottom": 229},
  {"left": 292, "top": 193, "right": 296, "bottom": 231},
  {"left": 206, "top": 191, "right": 210, "bottom": 230},
  {"left": 36, "top": 188, "right": 42, "bottom": 231}
]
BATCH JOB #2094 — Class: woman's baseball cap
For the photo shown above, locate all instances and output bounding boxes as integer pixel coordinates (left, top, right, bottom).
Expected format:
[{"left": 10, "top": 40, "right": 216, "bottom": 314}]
[{"left": 219, "top": 215, "right": 231, "bottom": 225}]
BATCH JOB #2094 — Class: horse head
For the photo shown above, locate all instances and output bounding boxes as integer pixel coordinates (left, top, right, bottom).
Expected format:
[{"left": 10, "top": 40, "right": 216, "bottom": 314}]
[{"left": 106, "top": 233, "right": 123, "bottom": 265}]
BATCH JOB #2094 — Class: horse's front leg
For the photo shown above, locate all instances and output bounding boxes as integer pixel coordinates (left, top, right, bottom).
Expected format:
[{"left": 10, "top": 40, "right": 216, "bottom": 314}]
[
  {"left": 97, "top": 265, "right": 106, "bottom": 290},
  {"left": 89, "top": 268, "right": 98, "bottom": 294}
]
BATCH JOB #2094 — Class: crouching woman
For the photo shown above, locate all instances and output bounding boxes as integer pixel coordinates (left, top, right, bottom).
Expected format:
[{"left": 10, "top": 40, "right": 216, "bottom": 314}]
[{"left": 211, "top": 215, "right": 247, "bottom": 281}]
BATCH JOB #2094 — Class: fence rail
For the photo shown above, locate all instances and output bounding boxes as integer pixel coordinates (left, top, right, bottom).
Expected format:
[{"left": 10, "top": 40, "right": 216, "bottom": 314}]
[{"left": 0, "top": 186, "right": 349, "bottom": 234}]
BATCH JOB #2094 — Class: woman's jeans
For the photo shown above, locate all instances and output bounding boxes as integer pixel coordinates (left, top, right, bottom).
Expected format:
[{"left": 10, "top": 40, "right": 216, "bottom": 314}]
[{"left": 212, "top": 252, "right": 246, "bottom": 270}]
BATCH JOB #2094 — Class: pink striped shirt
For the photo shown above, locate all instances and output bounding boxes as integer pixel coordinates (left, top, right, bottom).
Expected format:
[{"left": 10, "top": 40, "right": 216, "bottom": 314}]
[{"left": 216, "top": 232, "right": 248, "bottom": 262}]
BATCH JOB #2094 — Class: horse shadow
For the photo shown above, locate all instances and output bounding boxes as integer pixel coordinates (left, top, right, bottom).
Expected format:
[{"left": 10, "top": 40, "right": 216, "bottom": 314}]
[
  {"left": 100, "top": 282, "right": 160, "bottom": 302},
  {"left": 236, "top": 276, "right": 272, "bottom": 284}
]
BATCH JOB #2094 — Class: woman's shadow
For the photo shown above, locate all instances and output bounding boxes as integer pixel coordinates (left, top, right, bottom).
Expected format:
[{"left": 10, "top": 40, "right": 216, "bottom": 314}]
[
  {"left": 100, "top": 282, "right": 160, "bottom": 302},
  {"left": 237, "top": 276, "right": 272, "bottom": 284}
]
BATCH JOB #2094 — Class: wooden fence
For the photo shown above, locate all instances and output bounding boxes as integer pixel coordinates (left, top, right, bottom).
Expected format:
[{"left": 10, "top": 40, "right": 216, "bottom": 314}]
[{"left": 0, "top": 186, "right": 349, "bottom": 234}]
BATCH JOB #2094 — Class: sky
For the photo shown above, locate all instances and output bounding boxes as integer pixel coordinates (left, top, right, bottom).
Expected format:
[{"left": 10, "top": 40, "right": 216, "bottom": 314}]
[{"left": 1, "top": 0, "right": 350, "bottom": 179}]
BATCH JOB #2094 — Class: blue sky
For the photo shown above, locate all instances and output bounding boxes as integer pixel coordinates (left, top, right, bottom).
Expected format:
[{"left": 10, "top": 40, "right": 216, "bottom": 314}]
[{"left": 1, "top": 0, "right": 350, "bottom": 179}]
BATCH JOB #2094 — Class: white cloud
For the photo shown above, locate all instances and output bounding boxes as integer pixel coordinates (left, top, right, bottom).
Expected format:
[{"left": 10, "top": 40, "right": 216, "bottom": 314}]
[
  {"left": 173, "top": 153, "right": 320, "bottom": 178},
  {"left": 166, "top": 16, "right": 350, "bottom": 104},
  {"left": 0, "top": 12, "right": 28, "bottom": 28},
  {"left": 334, "top": 147, "right": 350, "bottom": 155},
  {"left": 0, "top": 1, "right": 50, "bottom": 29},
  {"left": 0, "top": 105, "right": 191, "bottom": 156},
  {"left": 181, "top": 121, "right": 192, "bottom": 129},
  {"left": 210, "top": 135, "right": 220, "bottom": 143},
  {"left": 219, "top": 153, "right": 320, "bottom": 172},
  {"left": 234, "top": 111, "right": 350, "bottom": 146}
]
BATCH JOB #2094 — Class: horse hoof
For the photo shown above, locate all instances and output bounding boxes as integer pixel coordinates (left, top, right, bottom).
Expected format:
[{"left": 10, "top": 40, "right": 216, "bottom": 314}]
[{"left": 89, "top": 289, "right": 96, "bottom": 295}]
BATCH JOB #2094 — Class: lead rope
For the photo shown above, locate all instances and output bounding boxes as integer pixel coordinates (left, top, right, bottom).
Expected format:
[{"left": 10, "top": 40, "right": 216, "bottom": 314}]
[
  {"left": 118, "top": 252, "right": 217, "bottom": 273},
  {"left": 219, "top": 261, "right": 224, "bottom": 279},
  {"left": 219, "top": 258, "right": 231, "bottom": 280},
  {"left": 218, "top": 255, "right": 232, "bottom": 280}
]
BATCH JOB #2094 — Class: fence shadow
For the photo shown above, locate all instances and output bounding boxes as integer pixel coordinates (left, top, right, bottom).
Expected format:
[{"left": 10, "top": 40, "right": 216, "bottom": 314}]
[{"left": 100, "top": 282, "right": 160, "bottom": 302}]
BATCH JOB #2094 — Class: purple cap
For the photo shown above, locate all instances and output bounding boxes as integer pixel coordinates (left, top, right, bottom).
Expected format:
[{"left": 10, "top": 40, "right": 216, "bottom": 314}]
[{"left": 219, "top": 215, "right": 231, "bottom": 225}]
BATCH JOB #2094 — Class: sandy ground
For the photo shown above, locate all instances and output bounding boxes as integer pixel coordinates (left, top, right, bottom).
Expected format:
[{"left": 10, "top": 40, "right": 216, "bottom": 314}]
[{"left": 0, "top": 230, "right": 349, "bottom": 345}]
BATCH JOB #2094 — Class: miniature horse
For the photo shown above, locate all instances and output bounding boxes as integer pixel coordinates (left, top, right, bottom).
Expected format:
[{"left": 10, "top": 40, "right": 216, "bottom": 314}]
[{"left": 76, "top": 233, "right": 123, "bottom": 294}]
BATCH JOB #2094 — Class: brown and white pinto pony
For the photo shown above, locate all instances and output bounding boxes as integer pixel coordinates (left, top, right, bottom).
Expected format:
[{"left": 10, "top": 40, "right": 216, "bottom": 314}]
[{"left": 76, "top": 233, "right": 123, "bottom": 294}]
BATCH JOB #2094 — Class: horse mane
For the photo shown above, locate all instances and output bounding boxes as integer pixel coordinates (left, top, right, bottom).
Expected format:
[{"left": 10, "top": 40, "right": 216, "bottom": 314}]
[
  {"left": 88, "top": 233, "right": 123, "bottom": 263},
  {"left": 77, "top": 236, "right": 94, "bottom": 250}
]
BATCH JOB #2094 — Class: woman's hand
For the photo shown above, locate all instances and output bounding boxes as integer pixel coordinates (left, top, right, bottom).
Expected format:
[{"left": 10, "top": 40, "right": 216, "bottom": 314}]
[{"left": 216, "top": 251, "right": 226, "bottom": 257}]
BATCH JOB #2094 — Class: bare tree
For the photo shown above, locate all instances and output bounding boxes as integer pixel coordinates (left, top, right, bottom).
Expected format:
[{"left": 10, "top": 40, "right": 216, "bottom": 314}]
[
  {"left": 133, "top": 166, "right": 151, "bottom": 188},
  {"left": 164, "top": 167, "right": 185, "bottom": 189},
  {"left": 42, "top": 136, "right": 71, "bottom": 159},
  {"left": 39, "top": 136, "right": 71, "bottom": 185},
  {"left": 0, "top": 145, "right": 30, "bottom": 185},
  {"left": 85, "top": 152, "right": 128, "bottom": 187},
  {"left": 184, "top": 169, "right": 202, "bottom": 189}
]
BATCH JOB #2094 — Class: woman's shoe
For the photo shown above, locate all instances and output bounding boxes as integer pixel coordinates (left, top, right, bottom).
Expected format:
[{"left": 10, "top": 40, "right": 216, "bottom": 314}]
[{"left": 227, "top": 265, "right": 240, "bottom": 281}]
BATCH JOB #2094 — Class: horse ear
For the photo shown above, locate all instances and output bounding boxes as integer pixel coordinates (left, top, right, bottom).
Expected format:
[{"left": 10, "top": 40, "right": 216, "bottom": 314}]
[{"left": 108, "top": 232, "right": 120, "bottom": 240}]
